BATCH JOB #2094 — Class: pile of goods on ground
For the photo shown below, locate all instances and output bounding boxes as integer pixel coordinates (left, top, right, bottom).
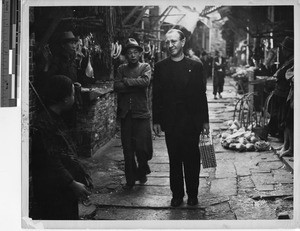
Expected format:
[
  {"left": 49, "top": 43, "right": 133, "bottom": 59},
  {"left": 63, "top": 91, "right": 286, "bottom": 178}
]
[{"left": 220, "top": 119, "right": 271, "bottom": 152}]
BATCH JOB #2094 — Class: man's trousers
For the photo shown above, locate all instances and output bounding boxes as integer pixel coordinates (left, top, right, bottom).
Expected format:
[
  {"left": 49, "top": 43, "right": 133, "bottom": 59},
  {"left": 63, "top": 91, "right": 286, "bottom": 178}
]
[
  {"left": 165, "top": 130, "right": 201, "bottom": 199},
  {"left": 213, "top": 71, "right": 225, "bottom": 95},
  {"left": 121, "top": 112, "right": 152, "bottom": 185}
]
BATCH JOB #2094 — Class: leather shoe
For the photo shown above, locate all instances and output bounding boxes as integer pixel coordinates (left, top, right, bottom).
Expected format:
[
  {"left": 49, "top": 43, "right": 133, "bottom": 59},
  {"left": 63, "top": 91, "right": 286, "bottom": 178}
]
[
  {"left": 122, "top": 183, "right": 134, "bottom": 190},
  {"left": 139, "top": 176, "right": 147, "bottom": 184},
  {"left": 187, "top": 197, "right": 198, "bottom": 206},
  {"left": 171, "top": 198, "right": 183, "bottom": 207}
]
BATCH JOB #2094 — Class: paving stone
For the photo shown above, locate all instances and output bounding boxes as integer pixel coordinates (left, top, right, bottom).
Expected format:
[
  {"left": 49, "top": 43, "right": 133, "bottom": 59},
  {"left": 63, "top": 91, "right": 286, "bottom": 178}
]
[
  {"left": 215, "top": 161, "right": 236, "bottom": 178},
  {"left": 149, "top": 170, "right": 209, "bottom": 178},
  {"left": 274, "top": 183, "right": 293, "bottom": 195},
  {"left": 258, "top": 161, "right": 284, "bottom": 170},
  {"left": 79, "top": 203, "right": 97, "bottom": 219},
  {"left": 205, "top": 202, "right": 236, "bottom": 220},
  {"left": 149, "top": 163, "right": 169, "bottom": 172},
  {"left": 251, "top": 173, "right": 276, "bottom": 186},
  {"left": 152, "top": 149, "right": 168, "bottom": 157},
  {"left": 209, "top": 103, "right": 227, "bottom": 109},
  {"left": 149, "top": 171, "right": 169, "bottom": 177},
  {"left": 234, "top": 162, "right": 251, "bottom": 176},
  {"left": 149, "top": 156, "right": 169, "bottom": 164},
  {"left": 146, "top": 177, "right": 169, "bottom": 186},
  {"left": 215, "top": 152, "right": 237, "bottom": 160},
  {"left": 254, "top": 152, "right": 280, "bottom": 162},
  {"left": 85, "top": 79, "right": 293, "bottom": 221},
  {"left": 214, "top": 142, "right": 229, "bottom": 153},
  {"left": 91, "top": 171, "right": 122, "bottom": 190},
  {"left": 238, "top": 188, "right": 257, "bottom": 196},
  {"left": 201, "top": 196, "right": 230, "bottom": 207},
  {"left": 90, "top": 193, "right": 206, "bottom": 209},
  {"left": 229, "top": 195, "right": 277, "bottom": 220},
  {"left": 131, "top": 185, "right": 172, "bottom": 196},
  {"left": 272, "top": 169, "right": 294, "bottom": 184},
  {"left": 94, "top": 207, "right": 205, "bottom": 220},
  {"left": 210, "top": 178, "right": 237, "bottom": 197},
  {"left": 250, "top": 168, "right": 271, "bottom": 173},
  {"left": 238, "top": 176, "right": 255, "bottom": 189},
  {"left": 255, "top": 184, "right": 274, "bottom": 191},
  {"left": 210, "top": 119, "right": 226, "bottom": 123}
]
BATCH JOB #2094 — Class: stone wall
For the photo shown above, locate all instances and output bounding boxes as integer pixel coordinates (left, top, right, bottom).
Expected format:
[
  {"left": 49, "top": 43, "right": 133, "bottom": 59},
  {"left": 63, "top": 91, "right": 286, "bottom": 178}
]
[{"left": 77, "top": 81, "right": 117, "bottom": 157}]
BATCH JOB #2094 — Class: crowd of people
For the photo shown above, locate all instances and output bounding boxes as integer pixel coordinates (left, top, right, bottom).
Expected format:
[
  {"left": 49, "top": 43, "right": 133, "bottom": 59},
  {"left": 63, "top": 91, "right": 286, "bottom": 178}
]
[{"left": 30, "top": 28, "right": 294, "bottom": 220}]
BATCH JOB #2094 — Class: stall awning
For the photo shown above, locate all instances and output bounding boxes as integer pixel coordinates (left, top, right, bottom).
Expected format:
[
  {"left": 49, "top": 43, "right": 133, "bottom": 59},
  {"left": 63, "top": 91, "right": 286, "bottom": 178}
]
[{"left": 159, "top": 6, "right": 201, "bottom": 32}]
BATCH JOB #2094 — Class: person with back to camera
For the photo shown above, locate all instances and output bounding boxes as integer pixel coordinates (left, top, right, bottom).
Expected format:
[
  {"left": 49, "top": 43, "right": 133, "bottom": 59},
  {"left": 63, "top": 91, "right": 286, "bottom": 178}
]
[
  {"left": 152, "top": 29, "right": 210, "bottom": 207},
  {"left": 114, "top": 38, "right": 153, "bottom": 190},
  {"left": 31, "top": 75, "right": 92, "bottom": 220}
]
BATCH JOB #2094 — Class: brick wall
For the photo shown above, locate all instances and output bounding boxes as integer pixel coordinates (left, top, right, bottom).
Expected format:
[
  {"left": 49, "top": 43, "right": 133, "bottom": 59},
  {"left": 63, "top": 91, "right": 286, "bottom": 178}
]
[{"left": 77, "top": 81, "right": 117, "bottom": 157}]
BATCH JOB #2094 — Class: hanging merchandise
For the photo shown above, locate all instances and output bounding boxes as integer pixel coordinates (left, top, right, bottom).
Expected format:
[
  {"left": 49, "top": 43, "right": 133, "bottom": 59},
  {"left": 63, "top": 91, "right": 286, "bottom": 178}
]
[
  {"left": 85, "top": 54, "right": 94, "bottom": 78},
  {"left": 111, "top": 41, "right": 122, "bottom": 59},
  {"left": 144, "top": 43, "right": 152, "bottom": 56}
]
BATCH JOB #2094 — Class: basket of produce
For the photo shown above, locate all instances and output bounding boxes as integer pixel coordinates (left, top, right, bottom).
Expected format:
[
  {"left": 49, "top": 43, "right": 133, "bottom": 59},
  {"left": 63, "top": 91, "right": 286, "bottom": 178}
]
[{"left": 220, "top": 119, "right": 271, "bottom": 152}]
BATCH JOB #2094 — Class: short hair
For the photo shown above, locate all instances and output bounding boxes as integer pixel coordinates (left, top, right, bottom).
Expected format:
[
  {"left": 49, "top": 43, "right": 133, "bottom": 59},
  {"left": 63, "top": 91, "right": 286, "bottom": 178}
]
[
  {"left": 166, "top": 29, "right": 185, "bottom": 40},
  {"left": 43, "top": 75, "right": 73, "bottom": 106}
]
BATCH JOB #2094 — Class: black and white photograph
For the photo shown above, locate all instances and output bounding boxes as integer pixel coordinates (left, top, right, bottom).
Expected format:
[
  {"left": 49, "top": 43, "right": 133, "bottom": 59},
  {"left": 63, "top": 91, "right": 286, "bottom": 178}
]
[{"left": 0, "top": 0, "right": 299, "bottom": 230}]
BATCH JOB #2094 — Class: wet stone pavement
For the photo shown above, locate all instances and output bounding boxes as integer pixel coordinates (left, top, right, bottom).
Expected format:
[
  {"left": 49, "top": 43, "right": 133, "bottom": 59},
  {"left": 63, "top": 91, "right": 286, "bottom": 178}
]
[{"left": 78, "top": 78, "right": 293, "bottom": 220}]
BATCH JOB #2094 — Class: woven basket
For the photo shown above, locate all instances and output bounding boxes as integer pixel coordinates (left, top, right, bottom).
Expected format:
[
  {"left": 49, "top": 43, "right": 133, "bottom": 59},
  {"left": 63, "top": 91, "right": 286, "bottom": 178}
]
[{"left": 199, "top": 133, "right": 217, "bottom": 168}]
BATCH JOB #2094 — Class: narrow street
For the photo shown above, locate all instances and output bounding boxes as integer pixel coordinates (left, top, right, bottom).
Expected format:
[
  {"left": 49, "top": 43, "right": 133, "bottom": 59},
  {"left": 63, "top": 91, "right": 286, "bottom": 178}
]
[{"left": 79, "top": 77, "right": 293, "bottom": 220}]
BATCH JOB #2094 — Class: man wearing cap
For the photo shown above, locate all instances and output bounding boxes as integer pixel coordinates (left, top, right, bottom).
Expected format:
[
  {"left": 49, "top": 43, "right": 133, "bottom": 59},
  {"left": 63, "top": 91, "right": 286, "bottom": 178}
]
[
  {"left": 46, "top": 31, "right": 79, "bottom": 82},
  {"left": 114, "top": 38, "right": 153, "bottom": 189},
  {"left": 152, "top": 29, "right": 209, "bottom": 207}
]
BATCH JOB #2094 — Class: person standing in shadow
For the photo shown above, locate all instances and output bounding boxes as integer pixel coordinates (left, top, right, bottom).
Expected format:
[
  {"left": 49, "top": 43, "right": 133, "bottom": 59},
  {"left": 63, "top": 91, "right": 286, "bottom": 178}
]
[{"left": 31, "top": 75, "right": 92, "bottom": 220}]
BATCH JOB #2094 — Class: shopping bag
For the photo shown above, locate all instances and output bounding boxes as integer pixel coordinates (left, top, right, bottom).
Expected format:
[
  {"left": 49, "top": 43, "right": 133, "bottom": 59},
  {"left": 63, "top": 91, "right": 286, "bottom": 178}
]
[{"left": 199, "top": 132, "right": 217, "bottom": 168}]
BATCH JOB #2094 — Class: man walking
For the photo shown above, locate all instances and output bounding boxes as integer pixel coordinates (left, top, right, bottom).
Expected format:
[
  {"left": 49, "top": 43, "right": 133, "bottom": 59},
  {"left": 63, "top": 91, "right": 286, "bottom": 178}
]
[
  {"left": 114, "top": 38, "right": 153, "bottom": 189},
  {"left": 152, "top": 29, "right": 209, "bottom": 207}
]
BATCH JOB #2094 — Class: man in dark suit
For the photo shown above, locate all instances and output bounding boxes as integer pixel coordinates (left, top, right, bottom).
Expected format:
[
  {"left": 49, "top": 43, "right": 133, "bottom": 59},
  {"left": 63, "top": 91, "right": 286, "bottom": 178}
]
[
  {"left": 213, "top": 50, "right": 226, "bottom": 99},
  {"left": 152, "top": 29, "right": 209, "bottom": 207}
]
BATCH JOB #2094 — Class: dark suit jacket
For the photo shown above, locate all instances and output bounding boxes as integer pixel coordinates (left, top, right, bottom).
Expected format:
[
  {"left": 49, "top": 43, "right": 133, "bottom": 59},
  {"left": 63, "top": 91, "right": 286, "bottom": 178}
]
[{"left": 152, "top": 57, "right": 209, "bottom": 134}]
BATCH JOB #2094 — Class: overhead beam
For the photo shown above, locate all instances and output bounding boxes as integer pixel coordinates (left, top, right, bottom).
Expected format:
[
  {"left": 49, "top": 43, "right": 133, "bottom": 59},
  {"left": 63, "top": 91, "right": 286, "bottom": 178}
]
[
  {"left": 133, "top": 6, "right": 149, "bottom": 26},
  {"left": 150, "top": 6, "right": 171, "bottom": 27},
  {"left": 123, "top": 6, "right": 141, "bottom": 25}
]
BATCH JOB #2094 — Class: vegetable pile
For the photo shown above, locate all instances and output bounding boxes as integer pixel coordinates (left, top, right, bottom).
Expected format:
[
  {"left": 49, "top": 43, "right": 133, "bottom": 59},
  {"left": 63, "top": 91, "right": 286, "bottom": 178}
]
[{"left": 220, "top": 120, "right": 271, "bottom": 152}]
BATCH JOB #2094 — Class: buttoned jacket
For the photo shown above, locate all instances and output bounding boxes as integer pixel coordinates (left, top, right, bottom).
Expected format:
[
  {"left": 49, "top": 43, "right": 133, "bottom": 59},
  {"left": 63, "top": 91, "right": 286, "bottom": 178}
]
[{"left": 152, "top": 57, "right": 209, "bottom": 133}]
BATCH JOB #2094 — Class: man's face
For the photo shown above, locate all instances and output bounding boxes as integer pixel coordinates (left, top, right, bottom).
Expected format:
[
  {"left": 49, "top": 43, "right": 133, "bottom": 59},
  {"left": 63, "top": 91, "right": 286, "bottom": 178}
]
[
  {"left": 165, "top": 31, "right": 185, "bottom": 58},
  {"left": 126, "top": 48, "right": 141, "bottom": 64},
  {"left": 62, "top": 40, "right": 77, "bottom": 54}
]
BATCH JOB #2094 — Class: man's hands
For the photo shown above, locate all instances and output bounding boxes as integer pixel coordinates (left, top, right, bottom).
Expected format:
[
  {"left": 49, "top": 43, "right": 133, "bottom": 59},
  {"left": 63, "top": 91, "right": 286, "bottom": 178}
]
[
  {"left": 70, "top": 180, "right": 91, "bottom": 200},
  {"left": 202, "top": 123, "right": 210, "bottom": 135},
  {"left": 153, "top": 124, "right": 162, "bottom": 137}
]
